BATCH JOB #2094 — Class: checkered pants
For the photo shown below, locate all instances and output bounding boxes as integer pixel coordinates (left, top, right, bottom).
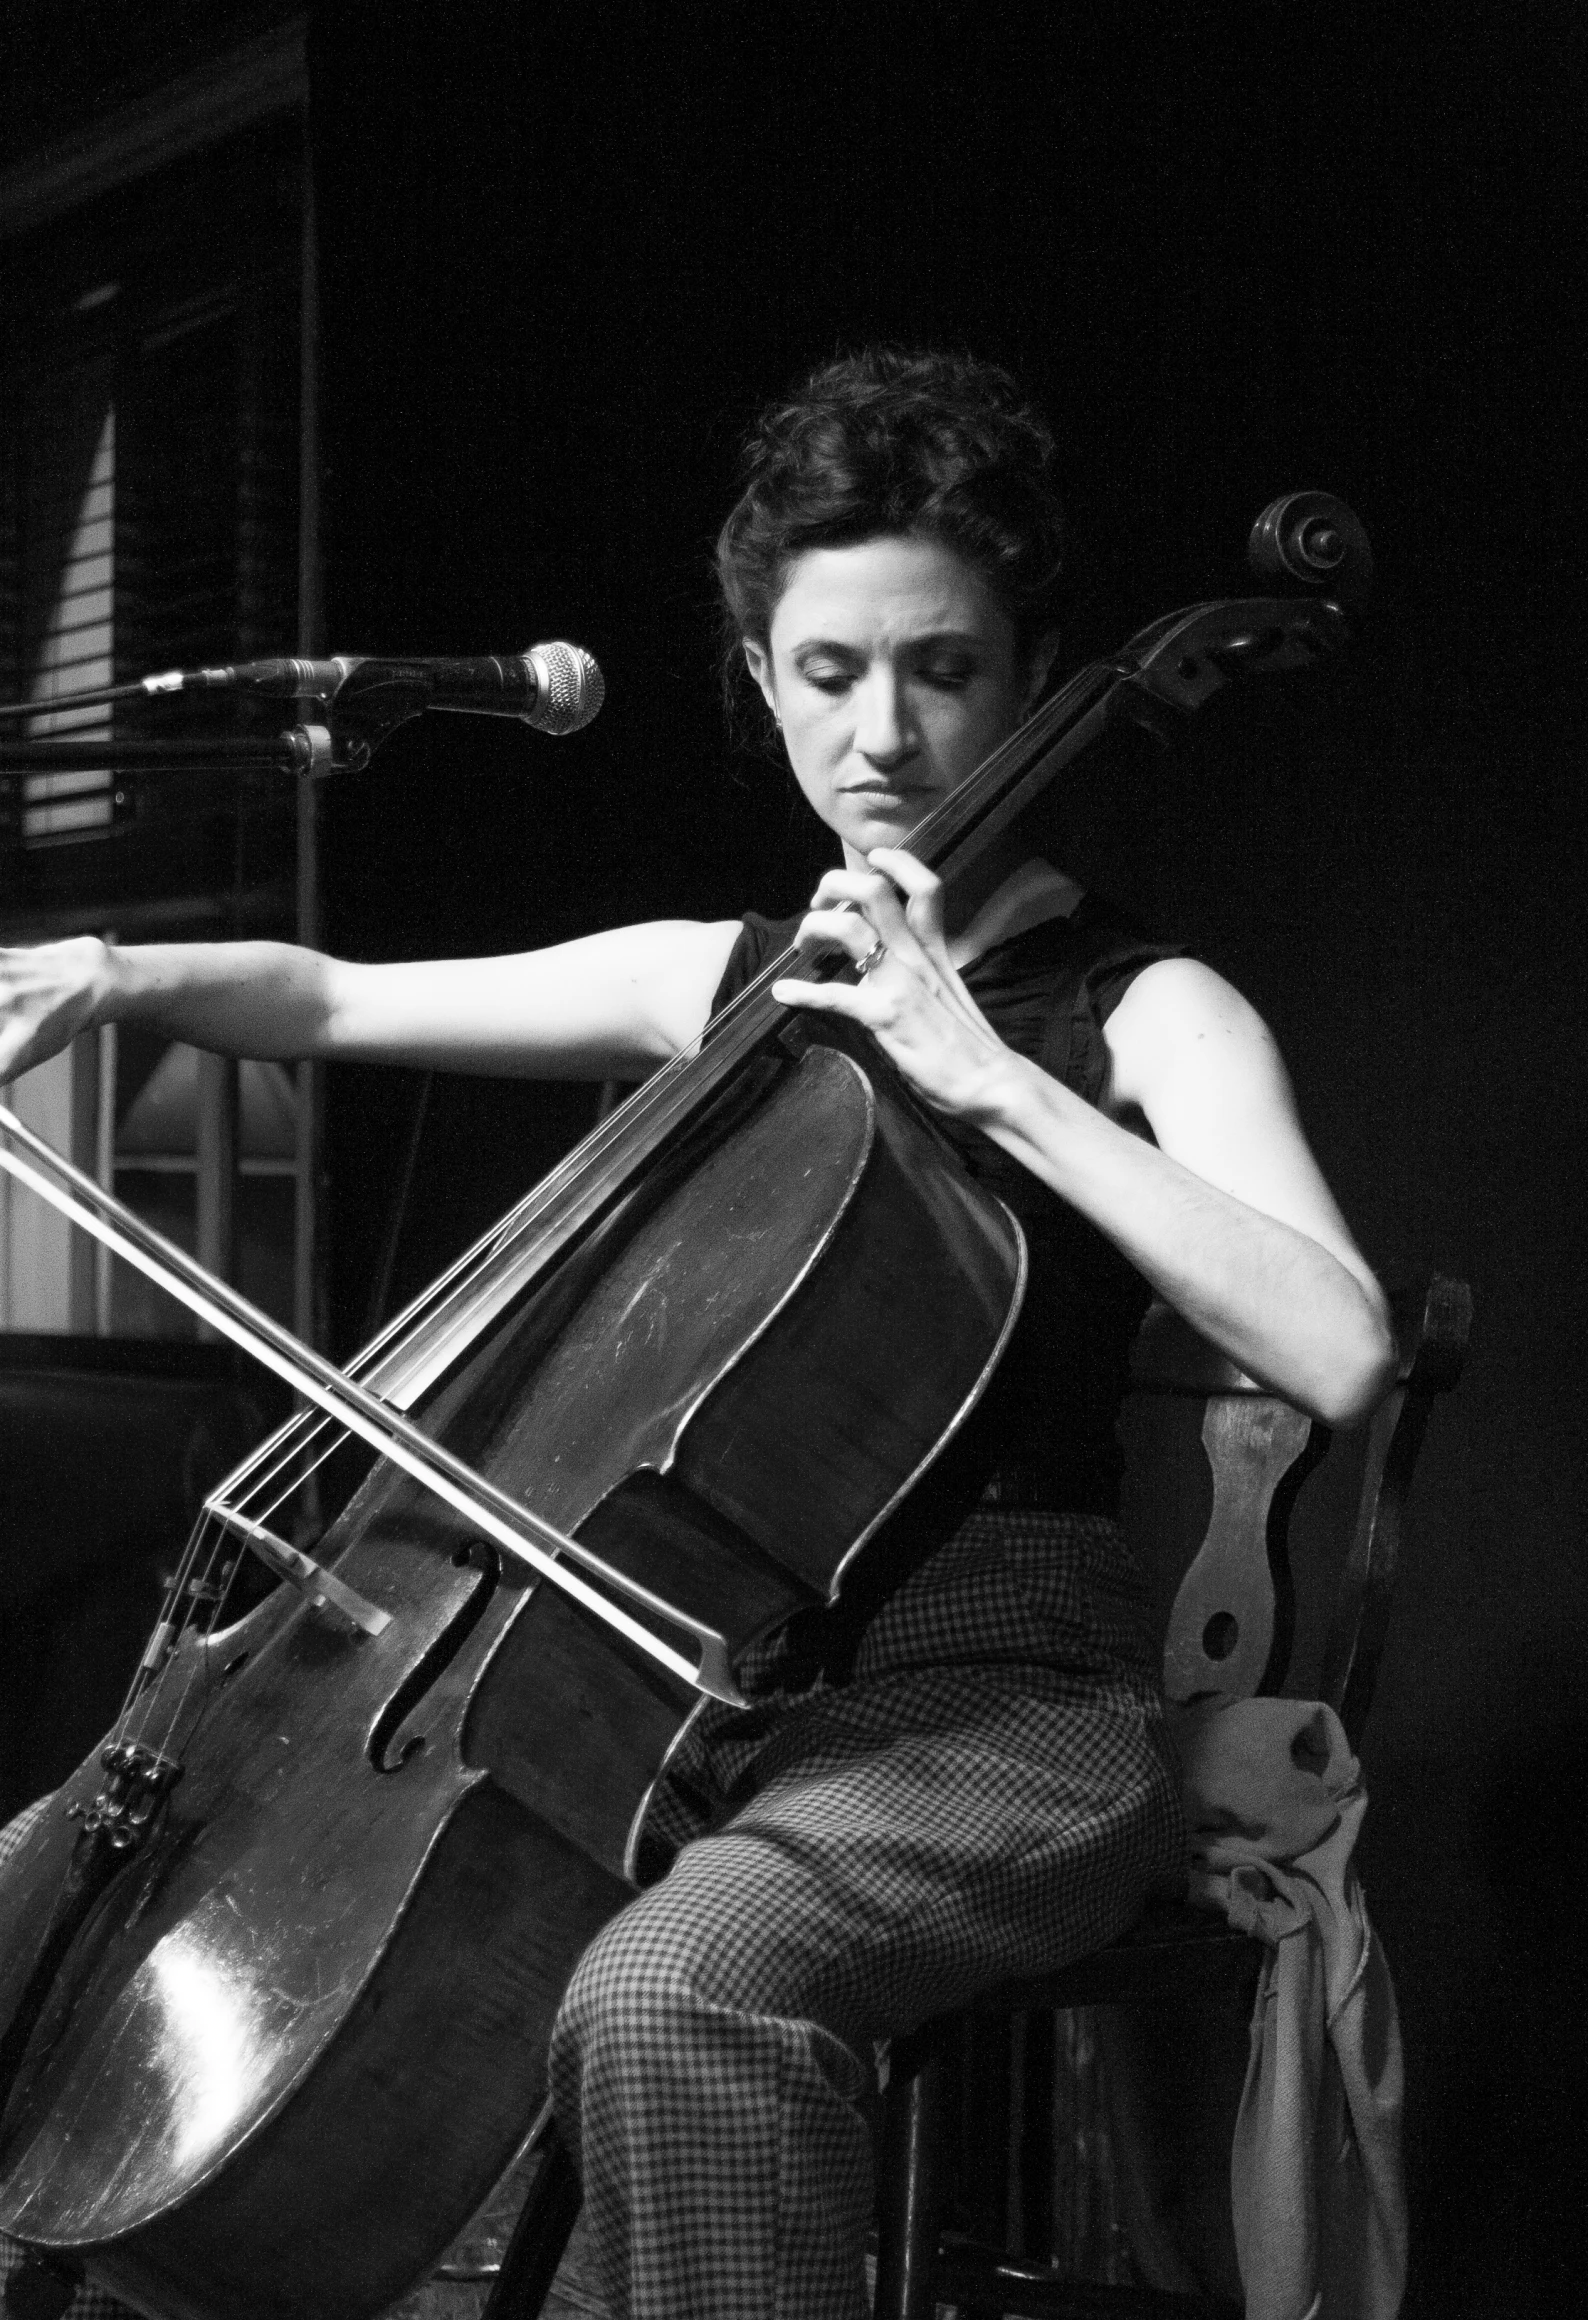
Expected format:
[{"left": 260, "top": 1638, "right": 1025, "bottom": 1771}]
[{"left": 548, "top": 1509, "right": 1183, "bottom": 2320}]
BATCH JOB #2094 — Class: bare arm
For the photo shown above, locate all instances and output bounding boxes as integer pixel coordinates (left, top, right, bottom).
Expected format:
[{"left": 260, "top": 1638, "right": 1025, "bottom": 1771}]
[
  {"left": 989, "top": 957, "right": 1395, "bottom": 1422},
  {"left": 775, "top": 852, "right": 1397, "bottom": 1427},
  {"left": 0, "top": 920, "right": 742, "bottom": 1086}
]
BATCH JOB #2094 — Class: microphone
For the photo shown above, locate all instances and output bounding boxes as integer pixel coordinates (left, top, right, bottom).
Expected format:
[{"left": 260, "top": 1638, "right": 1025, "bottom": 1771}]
[{"left": 141, "top": 642, "right": 605, "bottom": 737}]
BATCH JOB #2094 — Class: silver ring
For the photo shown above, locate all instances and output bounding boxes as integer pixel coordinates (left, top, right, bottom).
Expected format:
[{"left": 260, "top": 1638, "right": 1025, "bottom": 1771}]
[{"left": 855, "top": 938, "right": 886, "bottom": 978}]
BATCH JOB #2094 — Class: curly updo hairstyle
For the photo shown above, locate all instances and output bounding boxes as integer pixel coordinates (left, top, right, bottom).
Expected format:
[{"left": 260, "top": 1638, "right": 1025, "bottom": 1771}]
[{"left": 715, "top": 346, "right": 1067, "bottom": 744}]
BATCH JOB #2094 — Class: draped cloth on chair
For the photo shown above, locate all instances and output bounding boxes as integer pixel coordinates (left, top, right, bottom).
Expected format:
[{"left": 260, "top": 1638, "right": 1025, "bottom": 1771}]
[{"left": 1172, "top": 1696, "right": 1407, "bottom": 2320}]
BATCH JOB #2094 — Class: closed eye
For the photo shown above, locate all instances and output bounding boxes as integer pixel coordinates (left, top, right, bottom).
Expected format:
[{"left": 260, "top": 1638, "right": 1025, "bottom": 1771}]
[
  {"left": 791, "top": 647, "right": 981, "bottom": 695},
  {"left": 796, "top": 656, "right": 860, "bottom": 695}
]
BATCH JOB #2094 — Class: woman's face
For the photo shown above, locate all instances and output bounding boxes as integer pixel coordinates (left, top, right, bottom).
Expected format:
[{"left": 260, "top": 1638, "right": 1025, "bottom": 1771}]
[{"left": 744, "top": 534, "right": 1045, "bottom": 870}]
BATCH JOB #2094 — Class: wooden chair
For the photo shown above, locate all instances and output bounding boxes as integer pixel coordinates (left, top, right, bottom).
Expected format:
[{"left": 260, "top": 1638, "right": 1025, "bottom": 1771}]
[
  {"left": 870, "top": 1271, "right": 1472, "bottom": 2320},
  {"left": 473, "top": 1271, "right": 1470, "bottom": 2320}
]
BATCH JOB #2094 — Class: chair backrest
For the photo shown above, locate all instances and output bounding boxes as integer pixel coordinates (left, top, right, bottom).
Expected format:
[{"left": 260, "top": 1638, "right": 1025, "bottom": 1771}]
[{"left": 1117, "top": 1273, "right": 1471, "bottom": 1748}]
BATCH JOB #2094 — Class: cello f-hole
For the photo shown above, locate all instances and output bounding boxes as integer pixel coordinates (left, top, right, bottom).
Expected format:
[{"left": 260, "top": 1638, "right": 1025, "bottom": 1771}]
[{"left": 367, "top": 1545, "right": 499, "bottom": 1776}]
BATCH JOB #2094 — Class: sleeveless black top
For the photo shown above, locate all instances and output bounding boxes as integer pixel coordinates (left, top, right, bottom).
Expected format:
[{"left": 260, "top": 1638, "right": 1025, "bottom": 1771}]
[{"left": 709, "top": 894, "right": 1182, "bottom": 1546}]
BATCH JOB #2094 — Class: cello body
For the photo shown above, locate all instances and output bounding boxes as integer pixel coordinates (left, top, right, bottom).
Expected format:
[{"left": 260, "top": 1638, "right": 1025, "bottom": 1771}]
[{"left": 0, "top": 1029, "right": 1024, "bottom": 2320}]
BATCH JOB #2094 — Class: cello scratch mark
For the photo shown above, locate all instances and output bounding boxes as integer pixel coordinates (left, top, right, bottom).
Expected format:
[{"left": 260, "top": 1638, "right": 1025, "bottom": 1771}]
[{"left": 613, "top": 1281, "right": 654, "bottom": 1336}]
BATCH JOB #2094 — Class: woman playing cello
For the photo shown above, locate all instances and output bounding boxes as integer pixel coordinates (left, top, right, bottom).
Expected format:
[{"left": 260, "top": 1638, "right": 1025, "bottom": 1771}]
[{"left": 0, "top": 348, "right": 1393, "bottom": 2320}]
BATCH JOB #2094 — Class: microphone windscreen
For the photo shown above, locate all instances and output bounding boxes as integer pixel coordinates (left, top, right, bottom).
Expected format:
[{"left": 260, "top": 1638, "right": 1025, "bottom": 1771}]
[{"left": 525, "top": 642, "right": 605, "bottom": 735}]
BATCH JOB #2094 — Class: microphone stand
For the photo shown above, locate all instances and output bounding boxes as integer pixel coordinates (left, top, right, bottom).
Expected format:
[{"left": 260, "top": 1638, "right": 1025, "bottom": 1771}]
[{"left": 0, "top": 726, "right": 340, "bottom": 777}]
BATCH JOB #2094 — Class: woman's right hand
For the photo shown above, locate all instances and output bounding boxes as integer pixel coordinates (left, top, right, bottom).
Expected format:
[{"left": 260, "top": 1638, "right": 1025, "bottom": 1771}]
[{"left": 0, "top": 937, "right": 113, "bottom": 1086}]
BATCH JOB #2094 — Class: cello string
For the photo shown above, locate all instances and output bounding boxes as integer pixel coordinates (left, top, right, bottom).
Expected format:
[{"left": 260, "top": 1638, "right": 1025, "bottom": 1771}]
[
  {"left": 148, "top": 1525, "right": 229, "bottom": 1763},
  {"left": 111, "top": 613, "right": 1298, "bottom": 1786},
  {"left": 140, "top": 1509, "right": 244, "bottom": 1763},
  {"left": 194, "top": 1095, "right": 663, "bottom": 1510},
  {"left": 118, "top": 971, "right": 786, "bottom": 1722},
  {"left": 114, "top": 1512, "right": 213, "bottom": 1749},
  {"left": 192, "top": 963, "right": 801, "bottom": 1594},
  {"left": 353, "top": 655, "right": 1110, "bottom": 1313},
  {"left": 92, "top": 655, "right": 1123, "bottom": 1783},
  {"left": 222, "top": 1399, "right": 353, "bottom": 1528},
  {"left": 233, "top": 1425, "right": 343, "bottom": 1527},
  {"left": 219, "top": 653, "right": 1099, "bottom": 1467},
  {"left": 126, "top": 1483, "right": 266, "bottom": 1760},
  {"left": 176, "top": 658, "right": 1120, "bottom": 1592},
  {"left": 70, "top": 652, "right": 1132, "bottom": 1784}
]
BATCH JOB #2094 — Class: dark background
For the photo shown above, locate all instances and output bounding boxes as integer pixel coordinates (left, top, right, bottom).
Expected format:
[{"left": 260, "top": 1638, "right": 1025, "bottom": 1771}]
[
  {"left": 311, "top": 13, "right": 1585, "bottom": 2312},
  {"left": 9, "top": 3, "right": 1586, "bottom": 2312}
]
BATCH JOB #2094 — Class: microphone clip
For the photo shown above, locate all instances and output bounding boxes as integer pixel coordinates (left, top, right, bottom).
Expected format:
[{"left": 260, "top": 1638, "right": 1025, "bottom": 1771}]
[{"left": 315, "top": 663, "right": 433, "bottom": 758}]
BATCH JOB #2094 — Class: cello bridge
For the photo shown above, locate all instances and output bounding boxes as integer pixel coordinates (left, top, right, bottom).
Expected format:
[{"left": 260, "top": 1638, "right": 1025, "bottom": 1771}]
[{"left": 206, "top": 1500, "right": 392, "bottom": 1639}]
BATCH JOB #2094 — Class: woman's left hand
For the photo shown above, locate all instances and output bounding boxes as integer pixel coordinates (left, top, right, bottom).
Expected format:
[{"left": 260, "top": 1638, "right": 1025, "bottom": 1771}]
[{"left": 771, "top": 849, "right": 1021, "bottom": 1121}]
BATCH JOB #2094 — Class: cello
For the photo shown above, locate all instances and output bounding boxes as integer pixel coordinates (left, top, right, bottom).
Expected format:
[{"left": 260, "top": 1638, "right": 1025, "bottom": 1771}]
[{"left": 0, "top": 494, "right": 1370, "bottom": 2320}]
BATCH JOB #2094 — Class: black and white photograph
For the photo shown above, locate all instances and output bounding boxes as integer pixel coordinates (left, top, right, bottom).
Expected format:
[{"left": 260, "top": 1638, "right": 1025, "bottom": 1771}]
[{"left": 0, "top": 8, "right": 1579, "bottom": 2318}]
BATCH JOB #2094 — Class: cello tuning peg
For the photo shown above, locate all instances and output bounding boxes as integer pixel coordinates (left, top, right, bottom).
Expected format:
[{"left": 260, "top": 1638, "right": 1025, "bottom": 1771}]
[{"left": 1248, "top": 492, "right": 1374, "bottom": 607}]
